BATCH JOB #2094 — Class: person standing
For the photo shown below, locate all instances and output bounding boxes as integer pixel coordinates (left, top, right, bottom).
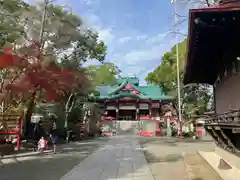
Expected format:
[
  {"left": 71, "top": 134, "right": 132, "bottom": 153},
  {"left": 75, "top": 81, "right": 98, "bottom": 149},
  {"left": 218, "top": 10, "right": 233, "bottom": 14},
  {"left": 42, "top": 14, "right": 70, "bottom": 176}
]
[{"left": 50, "top": 119, "right": 58, "bottom": 153}]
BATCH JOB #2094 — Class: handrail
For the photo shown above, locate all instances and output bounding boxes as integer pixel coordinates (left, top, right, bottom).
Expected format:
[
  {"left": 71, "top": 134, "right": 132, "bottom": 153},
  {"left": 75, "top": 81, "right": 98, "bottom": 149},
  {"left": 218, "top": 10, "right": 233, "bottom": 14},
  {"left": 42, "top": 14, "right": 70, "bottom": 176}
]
[{"left": 0, "top": 117, "right": 22, "bottom": 150}]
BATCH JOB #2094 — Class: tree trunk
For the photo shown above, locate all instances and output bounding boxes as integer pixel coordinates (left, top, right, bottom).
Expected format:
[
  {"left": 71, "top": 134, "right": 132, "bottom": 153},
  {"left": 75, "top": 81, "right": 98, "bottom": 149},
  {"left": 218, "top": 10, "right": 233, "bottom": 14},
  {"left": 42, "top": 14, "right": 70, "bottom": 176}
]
[{"left": 24, "top": 92, "right": 36, "bottom": 136}]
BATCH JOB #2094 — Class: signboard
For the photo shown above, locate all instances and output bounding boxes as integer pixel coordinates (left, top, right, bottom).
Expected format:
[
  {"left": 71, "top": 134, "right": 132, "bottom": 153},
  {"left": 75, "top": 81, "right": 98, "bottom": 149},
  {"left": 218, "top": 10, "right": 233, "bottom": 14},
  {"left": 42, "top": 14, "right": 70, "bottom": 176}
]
[
  {"left": 119, "top": 103, "right": 136, "bottom": 110},
  {"left": 31, "top": 115, "right": 43, "bottom": 123}
]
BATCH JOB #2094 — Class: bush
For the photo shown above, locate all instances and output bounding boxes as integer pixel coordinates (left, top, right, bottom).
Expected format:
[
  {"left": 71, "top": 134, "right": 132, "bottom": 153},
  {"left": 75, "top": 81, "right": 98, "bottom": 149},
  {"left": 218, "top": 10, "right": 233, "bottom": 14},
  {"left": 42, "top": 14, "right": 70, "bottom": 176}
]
[
  {"left": 172, "top": 129, "right": 178, "bottom": 136},
  {"left": 182, "top": 131, "right": 195, "bottom": 138}
]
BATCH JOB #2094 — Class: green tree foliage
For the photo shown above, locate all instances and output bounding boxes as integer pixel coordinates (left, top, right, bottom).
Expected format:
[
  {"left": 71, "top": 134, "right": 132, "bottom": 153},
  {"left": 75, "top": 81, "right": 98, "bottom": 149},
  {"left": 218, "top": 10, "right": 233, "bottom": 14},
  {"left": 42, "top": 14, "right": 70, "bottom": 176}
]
[
  {"left": 0, "top": 0, "right": 30, "bottom": 47},
  {"left": 0, "top": 0, "right": 108, "bottom": 126},
  {"left": 145, "top": 39, "right": 187, "bottom": 92},
  {"left": 145, "top": 39, "right": 213, "bottom": 119},
  {"left": 87, "top": 62, "right": 121, "bottom": 86},
  {"left": 0, "top": 0, "right": 107, "bottom": 92},
  {"left": 0, "top": 0, "right": 107, "bottom": 62}
]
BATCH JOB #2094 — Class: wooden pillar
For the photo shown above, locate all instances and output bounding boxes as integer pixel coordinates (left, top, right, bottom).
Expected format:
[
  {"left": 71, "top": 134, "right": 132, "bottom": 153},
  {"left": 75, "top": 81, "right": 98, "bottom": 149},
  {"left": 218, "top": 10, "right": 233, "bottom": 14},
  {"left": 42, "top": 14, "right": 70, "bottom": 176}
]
[
  {"left": 213, "top": 85, "right": 217, "bottom": 115},
  {"left": 116, "top": 100, "right": 119, "bottom": 120},
  {"left": 148, "top": 99, "right": 152, "bottom": 116},
  {"left": 136, "top": 100, "right": 139, "bottom": 120},
  {"left": 16, "top": 117, "right": 22, "bottom": 150},
  {"left": 159, "top": 100, "right": 163, "bottom": 116},
  {"left": 104, "top": 101, "right": 108, "bottom": 117}
]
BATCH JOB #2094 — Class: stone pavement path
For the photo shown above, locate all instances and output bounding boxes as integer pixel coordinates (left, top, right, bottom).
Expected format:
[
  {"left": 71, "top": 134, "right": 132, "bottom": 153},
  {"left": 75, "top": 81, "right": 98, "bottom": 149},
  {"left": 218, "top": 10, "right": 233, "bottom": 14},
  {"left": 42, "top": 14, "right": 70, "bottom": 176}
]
[
  {"left": 61, "top": 136, "right": 154, "bottom": 180},
  {"left": 0, "top": 138, "right": 109, "bottom": 180},
  {"left": 0, "top": 136, "right": 222, "bottom": 180}
]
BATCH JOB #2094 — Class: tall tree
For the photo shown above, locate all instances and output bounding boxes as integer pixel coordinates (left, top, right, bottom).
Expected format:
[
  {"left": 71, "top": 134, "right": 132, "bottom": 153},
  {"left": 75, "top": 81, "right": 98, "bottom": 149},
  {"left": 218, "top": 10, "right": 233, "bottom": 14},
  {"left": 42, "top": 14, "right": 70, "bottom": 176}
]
[
  {"left": 0, "top": 0, "right": 29, "bottom": 47},
  {"left": 0, "top": 0, "right": 107, "bottom": 123},
  {"left": 145, "top": 39, "right": 213, "bottom": 119},
  {"left": 0, "top": 0, "right": 107, "bottom": 63},
  {"left": 87, "top": 62, "right": 121, "bottom": 86}
]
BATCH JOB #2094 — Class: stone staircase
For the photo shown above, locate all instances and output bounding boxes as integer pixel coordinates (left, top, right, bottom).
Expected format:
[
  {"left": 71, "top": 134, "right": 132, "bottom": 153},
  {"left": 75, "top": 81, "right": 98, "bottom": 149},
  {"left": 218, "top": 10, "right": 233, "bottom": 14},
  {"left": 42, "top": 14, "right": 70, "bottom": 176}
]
[{"left": 102, "top": 120, "right": 140, "bottom": 134}]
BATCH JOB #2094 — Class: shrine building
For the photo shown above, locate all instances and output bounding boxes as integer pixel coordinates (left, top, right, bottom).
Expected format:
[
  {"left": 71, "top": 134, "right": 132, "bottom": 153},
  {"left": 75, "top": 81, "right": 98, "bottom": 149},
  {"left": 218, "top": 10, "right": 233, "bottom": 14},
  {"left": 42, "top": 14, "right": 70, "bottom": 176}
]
[
  {"left": 97, "top": 77, "right": 173, "bottom": 121},
  {"left": 183, "top": 0, "right": 240, "bottom": 153}
]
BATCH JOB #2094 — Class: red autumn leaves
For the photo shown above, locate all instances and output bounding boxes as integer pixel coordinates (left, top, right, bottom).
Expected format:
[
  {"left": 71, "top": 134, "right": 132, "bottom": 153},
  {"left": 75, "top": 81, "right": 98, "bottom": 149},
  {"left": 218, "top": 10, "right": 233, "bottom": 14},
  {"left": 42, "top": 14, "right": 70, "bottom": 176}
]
[
  {"left": 0, "top": 43, "right": 76, "bottom": 101},
  {"left": 0, "top": 48, "right": 25, "bottom": 68}
]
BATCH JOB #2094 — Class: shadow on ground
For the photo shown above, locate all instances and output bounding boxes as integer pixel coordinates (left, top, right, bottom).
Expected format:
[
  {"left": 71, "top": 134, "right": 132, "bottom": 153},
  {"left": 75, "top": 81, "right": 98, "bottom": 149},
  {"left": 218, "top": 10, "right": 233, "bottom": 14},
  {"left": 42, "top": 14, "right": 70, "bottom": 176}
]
[
  {"left": 0, "top": 137, "right": 110, "bottom": 180},
  {"left": 0, "top": 136, "right": 153, "bottom": 180},
  {"left": 143, "top": 149, "right": 183, "bottom": 164},
  {"left": 0, "top": 136, "right": 219, "bottom": 180},
  {"left": 140, "top": 136, "right": 214, "bottom": 147}
]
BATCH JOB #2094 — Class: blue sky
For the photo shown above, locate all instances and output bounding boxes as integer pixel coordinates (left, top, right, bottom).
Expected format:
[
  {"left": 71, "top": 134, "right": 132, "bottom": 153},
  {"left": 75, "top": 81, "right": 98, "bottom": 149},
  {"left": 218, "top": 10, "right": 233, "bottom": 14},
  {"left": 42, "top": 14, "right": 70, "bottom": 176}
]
[{"left": 35, "top": 0, "right": 201, "bottom": 84}]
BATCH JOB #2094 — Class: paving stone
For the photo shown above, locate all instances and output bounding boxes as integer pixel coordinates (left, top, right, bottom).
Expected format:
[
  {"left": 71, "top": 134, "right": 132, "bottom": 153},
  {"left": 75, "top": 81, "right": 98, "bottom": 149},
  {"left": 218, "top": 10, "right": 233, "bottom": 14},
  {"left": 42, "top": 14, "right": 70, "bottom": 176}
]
[
  {"left": 81, "top": 168, "right": 103, "bottom": 180},
  {"left": 0, "top": 138, "right": 109, "bottom": 180},
  {"left": 139, "top": 136, "right": 221, "bottom": 180},
  {"left": 133, "top": 175, "right": 155, "bottom": 180},
  {"left": 61, "top": 135, "right": 155, "bottom": 180},
  {"left": 117, "top": 177, "right": 133, "bottom": 180},
  {"left": 133, "top": 166, "right": 152, "bottom": 177}
]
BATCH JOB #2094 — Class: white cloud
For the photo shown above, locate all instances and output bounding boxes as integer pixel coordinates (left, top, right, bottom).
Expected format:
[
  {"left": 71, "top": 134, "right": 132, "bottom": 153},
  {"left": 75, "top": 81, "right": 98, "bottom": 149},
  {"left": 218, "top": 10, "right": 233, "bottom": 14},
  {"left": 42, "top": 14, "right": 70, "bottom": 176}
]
[
  {"left": 82, "top": 12, "right": 182, "bottom": 84},
  {"left": 122, "top": 35, "right": 176, "bottom": 66},
  {"left": 118, "top": 36, "right": 131, "bottom": 44},
  {"left": 122, "top": 46, "right": 161, "bottom": 65},
  {"left": 98, "top": 28, "right": 115, "bottom": 43},
  {"left": 124, "top": 66, "right": 146, "bottom": 75},
  {"left": 146, "top": 31, "right": 170, "bottom": 45},
  {"left": 83, "top": 13, "right": 115, "bottom": 44},
  {"left": 83, "top": 13, "right": 102, "bottom": 28},
  {"left": 81, "top": 0, "right": 100, "bottom": 6},
  {"left": 136, "top": 35, "right": 147, "bottom": 41},
  {"left": 118, "top": 35, "right": 146, "bottom": 44}
]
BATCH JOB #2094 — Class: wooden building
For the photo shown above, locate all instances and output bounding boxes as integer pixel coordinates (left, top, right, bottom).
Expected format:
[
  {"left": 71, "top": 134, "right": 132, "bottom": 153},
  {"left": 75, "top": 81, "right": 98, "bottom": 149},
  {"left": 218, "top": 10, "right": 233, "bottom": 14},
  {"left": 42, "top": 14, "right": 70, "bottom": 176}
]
[{"left": 183, "top": 0, "right": 240, "bottom": 153}]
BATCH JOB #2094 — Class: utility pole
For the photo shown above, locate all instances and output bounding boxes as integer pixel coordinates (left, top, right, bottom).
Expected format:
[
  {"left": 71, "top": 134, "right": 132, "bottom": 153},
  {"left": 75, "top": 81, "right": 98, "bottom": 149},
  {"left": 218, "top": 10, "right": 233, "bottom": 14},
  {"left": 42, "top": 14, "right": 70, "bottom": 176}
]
[
  {"left": 64, "top": 93, "right": 75, "bottom": 142},
  {"left": 39, "top": 0, "right": 49, "bottom": 49},
  {"left": 171, "top": 0, "right": 182, "bottom": 135}
]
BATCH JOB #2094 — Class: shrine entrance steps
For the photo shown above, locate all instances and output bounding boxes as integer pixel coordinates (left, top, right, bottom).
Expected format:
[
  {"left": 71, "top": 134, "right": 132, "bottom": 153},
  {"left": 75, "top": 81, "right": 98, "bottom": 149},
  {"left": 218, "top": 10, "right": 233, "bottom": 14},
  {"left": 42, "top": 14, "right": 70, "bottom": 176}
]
[{"left": 103, "top": 120, "right": 140, "bottom": 135}]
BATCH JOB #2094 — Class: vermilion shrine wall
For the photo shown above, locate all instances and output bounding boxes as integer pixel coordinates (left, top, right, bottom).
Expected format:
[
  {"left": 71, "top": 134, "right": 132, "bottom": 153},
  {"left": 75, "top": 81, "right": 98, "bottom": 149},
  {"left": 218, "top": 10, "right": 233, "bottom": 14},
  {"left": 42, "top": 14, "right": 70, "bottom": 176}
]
[{"left": 102, "top": 99, "right": 163, "bottom": 120}]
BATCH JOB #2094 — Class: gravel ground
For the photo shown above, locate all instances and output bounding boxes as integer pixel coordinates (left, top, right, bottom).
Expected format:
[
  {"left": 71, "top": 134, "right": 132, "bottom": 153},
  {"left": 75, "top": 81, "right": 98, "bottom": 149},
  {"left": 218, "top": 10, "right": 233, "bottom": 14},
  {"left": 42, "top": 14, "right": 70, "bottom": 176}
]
[{"left": 139, "top": 137, "right": 223, "bottom": 180}]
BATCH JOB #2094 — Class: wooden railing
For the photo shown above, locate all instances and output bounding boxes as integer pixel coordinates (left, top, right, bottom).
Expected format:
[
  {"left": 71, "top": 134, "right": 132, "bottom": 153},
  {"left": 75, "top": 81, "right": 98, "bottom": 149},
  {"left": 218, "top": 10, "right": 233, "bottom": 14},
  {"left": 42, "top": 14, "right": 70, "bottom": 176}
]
[
  {"left": 203, "top": 110, "right": 240, "bottom": 155},
  {"left": 0, "top": 113, "right": 22, "bottom": 150},
  {"left": 204, "top": 110, "right": 240, "bottom": 124}
]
